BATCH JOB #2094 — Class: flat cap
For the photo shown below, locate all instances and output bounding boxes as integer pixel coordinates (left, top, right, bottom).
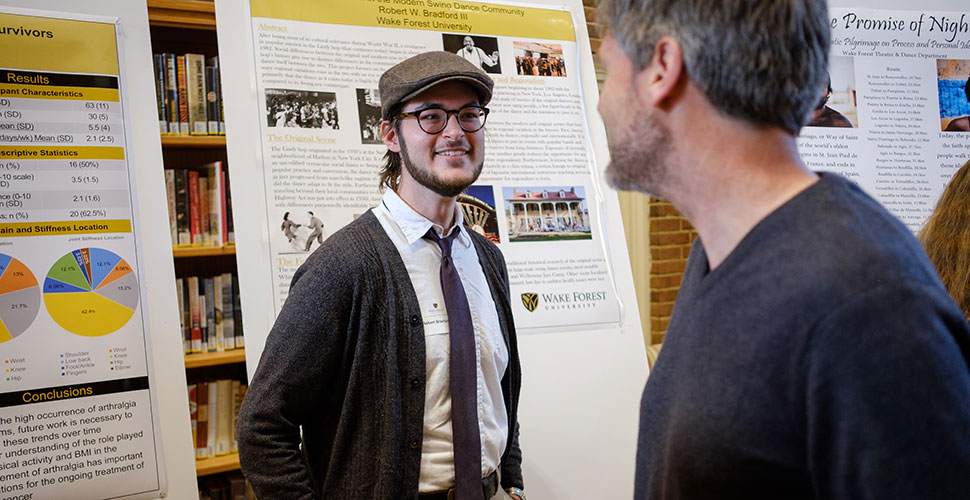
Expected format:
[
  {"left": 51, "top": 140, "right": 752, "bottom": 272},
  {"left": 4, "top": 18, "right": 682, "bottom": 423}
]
[{"left": 379, "top": 51, "right": 494, "bottom": 120}]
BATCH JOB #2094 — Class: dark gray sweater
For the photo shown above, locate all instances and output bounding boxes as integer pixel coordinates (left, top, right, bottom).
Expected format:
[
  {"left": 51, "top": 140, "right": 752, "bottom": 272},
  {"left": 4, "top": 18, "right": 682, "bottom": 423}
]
[
  {"left": 237, "top": 210, "right": 522, "bottom": 499},
  {"left": 635, "top": 173, "right": 970, "bottom": 499}
]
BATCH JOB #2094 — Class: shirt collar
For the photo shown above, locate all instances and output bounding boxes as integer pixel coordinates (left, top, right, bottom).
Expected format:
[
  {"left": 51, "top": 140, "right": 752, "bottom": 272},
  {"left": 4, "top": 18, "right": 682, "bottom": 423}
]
[{"left": 381, "top": 189, "right": 471, "bottom": 248}]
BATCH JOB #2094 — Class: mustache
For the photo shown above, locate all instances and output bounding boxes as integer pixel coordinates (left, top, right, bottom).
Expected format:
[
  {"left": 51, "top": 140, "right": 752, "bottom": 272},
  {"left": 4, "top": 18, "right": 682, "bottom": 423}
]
[{"left": 436, "top": 140, "right": 472, "bottom": 151}]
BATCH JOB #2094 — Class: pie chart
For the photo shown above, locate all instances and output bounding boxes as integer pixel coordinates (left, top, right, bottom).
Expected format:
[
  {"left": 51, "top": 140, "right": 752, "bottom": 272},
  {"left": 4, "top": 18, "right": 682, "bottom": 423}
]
[
  {"left": 43, "top": 248, "right": 139, "bottom": 337},
  {"left": 0, "top": 254, "right": 41, "bottom": 343}
]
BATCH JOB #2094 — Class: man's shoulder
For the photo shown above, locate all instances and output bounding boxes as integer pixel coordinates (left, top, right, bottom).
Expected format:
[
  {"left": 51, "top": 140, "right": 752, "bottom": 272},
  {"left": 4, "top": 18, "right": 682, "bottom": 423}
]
[
  {"left": 728, "top": 174, "right": 940, "bottom": 302},
  {"left": 297, "top": 212, "right": 386, "bottom": 277}
]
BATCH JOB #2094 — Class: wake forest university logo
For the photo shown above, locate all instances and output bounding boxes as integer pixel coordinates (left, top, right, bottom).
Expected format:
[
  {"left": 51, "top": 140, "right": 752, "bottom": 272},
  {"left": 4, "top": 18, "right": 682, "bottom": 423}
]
[{"left": 521, "top": 293, "right": 539, "bottom": 312}]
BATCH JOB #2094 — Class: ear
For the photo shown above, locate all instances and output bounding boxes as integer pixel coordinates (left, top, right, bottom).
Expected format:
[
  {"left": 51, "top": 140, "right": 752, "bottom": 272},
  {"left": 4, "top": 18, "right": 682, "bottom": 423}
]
[
  {"left": 634, "top": 36, "right": 685, "bottom": 108},
  {"left": 381, "top": 120, "right": 400, "bottom": 152}
]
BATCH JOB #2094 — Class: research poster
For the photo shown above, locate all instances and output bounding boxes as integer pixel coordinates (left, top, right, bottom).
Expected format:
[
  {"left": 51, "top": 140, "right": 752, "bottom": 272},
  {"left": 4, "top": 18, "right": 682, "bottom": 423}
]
[
  {"left": 245, "top": 0, "right": 621, "bottom": 330},
  {"left": 0, "top": 9, "right": 165, "bottom": 499},
  {"left": 799, "top": 7, "right": 970, "bottom": 229}
]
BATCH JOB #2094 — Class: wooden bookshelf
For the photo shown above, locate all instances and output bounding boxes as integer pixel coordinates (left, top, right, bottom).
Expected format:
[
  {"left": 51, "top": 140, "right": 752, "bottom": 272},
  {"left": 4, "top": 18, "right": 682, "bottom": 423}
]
[
  {"left": 150, "top": 0, "right": 247, "bottom": 482},
  {"left": 172, "top": 245, "right": 236, "bottom": 258},
  {"left": 196, "top": 453, "right": 240, "bottom": 476},
  {"left": 184, "top": 349, "right": 246, "bottom": 369},
  {"left": 147, "top": 0, "right": 216, "bottom": 30},
  {"left": 160, "top": 135, "right": 226, "bottom": 148}
]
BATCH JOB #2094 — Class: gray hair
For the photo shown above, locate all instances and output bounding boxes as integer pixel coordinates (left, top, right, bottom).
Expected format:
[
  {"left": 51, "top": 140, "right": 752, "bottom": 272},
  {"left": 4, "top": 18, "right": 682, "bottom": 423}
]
[{"left": 597, "top": 0, "right": 830, "bottom": 135}]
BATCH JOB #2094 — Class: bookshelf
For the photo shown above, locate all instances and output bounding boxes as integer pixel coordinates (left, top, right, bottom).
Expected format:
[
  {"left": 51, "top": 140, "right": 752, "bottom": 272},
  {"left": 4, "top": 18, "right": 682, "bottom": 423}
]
[
  {"left": 147, "top": 0, "right": 215, "bottom": 30},
  {"left": 148, "top": 0, "right": 248, "bottom": 487},
  {"left": 161, "top": 135, "right": 227, "bottom": 148},
  {"left": 197, "top": 454, "right": 242, "bottom": 477},
  {"left": 174, "top": 245, "right": 236, "bottom": 258},
  {"left": 185, "top": 349, "right": 246, "bottom": 369}
]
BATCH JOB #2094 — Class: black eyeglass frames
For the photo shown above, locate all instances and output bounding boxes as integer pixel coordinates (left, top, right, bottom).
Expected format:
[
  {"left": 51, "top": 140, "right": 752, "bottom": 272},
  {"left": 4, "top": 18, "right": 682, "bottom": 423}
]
[{"left": 394, "top": 105, "right": 489, "bottom": 134}]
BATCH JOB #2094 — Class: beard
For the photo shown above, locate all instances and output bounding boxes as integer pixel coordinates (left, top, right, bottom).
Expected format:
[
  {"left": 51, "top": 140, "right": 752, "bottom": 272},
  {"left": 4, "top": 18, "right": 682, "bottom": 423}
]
[
  {"left": 400, "top": 135, "right": 483, "bottom": 198},
  {"left": 604, "top": 106, "right": 674, "bottom": 200}
]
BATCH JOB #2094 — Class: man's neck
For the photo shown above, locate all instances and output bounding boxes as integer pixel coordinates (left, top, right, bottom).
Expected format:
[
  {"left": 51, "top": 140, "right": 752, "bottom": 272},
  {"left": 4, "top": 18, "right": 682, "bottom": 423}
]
[
  {"left": 395, "top": 183, "right": 458, "bottom": 230},
  {"left": 668, "top": 123, "right": 817, "bottom": 271}
]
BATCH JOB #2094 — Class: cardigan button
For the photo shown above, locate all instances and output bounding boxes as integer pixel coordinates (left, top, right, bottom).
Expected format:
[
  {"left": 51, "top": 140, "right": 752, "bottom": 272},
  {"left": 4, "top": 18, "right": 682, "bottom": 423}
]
[
  {"left": 409, "top": 314, "right": 420, "bottom": 326},
  {"left": 410, "top": 440, "right": 419, "bottom": 449},
  {"left": 411, "top": 378, "right": 420, "bottom": 388}
]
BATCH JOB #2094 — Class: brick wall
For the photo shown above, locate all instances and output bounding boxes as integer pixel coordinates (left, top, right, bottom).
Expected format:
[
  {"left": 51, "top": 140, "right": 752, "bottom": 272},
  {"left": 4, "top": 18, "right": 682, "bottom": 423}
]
[{"left": 648, "top": 200, "right": 696, "bottom": 344}]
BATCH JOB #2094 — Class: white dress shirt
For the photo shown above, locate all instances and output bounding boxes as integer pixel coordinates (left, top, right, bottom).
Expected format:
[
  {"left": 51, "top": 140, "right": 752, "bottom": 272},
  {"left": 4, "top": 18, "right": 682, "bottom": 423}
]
[{"left": 373, "top": 189, "right": 509, "bottom": 493}]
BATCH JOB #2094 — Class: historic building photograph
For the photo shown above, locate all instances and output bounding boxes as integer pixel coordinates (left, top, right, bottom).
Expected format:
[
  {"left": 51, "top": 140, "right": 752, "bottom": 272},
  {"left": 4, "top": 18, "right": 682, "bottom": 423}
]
[{"left": 502, "top": 186, "right": 591, "bottom": 242}]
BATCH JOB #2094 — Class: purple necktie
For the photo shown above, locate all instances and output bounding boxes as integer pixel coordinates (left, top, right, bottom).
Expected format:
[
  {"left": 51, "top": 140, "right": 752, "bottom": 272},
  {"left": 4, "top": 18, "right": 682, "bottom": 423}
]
[{"left": 423, "top": 227, "right": 481, "bottom": 500}]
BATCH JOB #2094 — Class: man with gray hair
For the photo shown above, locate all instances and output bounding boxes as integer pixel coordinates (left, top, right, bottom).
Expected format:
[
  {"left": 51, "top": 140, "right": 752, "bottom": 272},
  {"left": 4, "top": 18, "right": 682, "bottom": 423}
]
[
  {"left": 238, "top": 51, "right": 524, "bottom": 500},
  {"left": 595, "top": 0, "right": 970, "bottom": 498}
]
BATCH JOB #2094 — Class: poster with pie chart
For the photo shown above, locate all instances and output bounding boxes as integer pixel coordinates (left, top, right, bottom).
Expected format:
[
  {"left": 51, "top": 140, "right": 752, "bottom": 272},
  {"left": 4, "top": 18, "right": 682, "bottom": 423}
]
[
  {"left": 43, "top": 248, "right": 140, "bottom": 337},
  {"left": 0, "top": 254, "right": 41, "bottom": 343}
]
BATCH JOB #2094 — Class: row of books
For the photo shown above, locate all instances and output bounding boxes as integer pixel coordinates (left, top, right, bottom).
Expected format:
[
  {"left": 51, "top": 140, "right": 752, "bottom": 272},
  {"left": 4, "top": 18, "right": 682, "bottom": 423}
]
[
  {"left": 176, "top": 273, "right": 244, "bottom": 354},
  {"left": 153, "top": 53, "right": 224, "bottom": 135},
  {"left": 199, "top": 471, "right": 257, "bottom": 500},
  {"left": 189, "top": 379, "right": 247, "bottom": 459},
  {"left": 165, "top": 161, "right": 235, "bottom": 247}
]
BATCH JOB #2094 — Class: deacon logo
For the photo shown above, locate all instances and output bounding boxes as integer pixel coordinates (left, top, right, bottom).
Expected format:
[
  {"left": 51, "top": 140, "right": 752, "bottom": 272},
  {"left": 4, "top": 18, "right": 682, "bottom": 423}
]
[{"left": 521, "top": 292, "right": 539, "bottom": 312}]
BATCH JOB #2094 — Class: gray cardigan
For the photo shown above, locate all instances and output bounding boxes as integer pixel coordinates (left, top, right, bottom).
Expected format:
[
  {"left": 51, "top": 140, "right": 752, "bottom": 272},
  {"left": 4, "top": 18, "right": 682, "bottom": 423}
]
[{"left": 237, "top": 210, "right": 523, "bottom": 499}]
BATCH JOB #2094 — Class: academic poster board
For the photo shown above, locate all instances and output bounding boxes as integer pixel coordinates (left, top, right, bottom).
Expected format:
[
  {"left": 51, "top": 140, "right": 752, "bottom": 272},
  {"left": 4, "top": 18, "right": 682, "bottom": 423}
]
[
  {"left": 800, "top": 7, "right": 970, "bottom": 229},
  {"left": 0, "top": 8, "right": 166, "bottom": 499},
  {"left": 239, "top": 0, "right": 621, "bottom": 330},
  {"left": 216, "top": 0, "right": 647, "bottom": 497},
  {"left": 0, "top": 2, "right": 197, "bottom": 499}
]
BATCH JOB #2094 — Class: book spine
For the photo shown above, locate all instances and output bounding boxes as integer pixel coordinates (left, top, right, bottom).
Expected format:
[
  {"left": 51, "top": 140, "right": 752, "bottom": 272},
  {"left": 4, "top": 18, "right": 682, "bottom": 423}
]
[
  {"left": 185, "top": 53, "right": 208, "bottom": 135},
  {"left": 232, "top": 275, "right": 244, "bottom": 347},
  {"left": 206, "top": 65, "right": 220, "bottom": 135},
  {"left": 208, "top": 56, "right": 225, "bottom": 135},
  {"left": 224, "top": 169, "right": 234, "bottom": 243},
  {"left": 216, "top": 379, "right": 232, "bottom": 455},
  {"left": 176, "top": 55, "right": 189, "bottom": 135},
  {"left": 198, "top": 175, "right": 211, "bottom": 246},
  {"left": 164, "top": 169, "right": 176, "bottom": 246},
  {"left": 195, "top": 381, "right": 208, "bottom": 458},
  {"left": 206, "top": 381, "right": 217, "bottom": 457},
  {"left": 153, "top": 54, "right": 167, "bottom": 134},
  {"left": 188, "top": 170, "right": 201, "bottom": 246},
  {"left": 206, "top": 162, "right": 224, "bottom": 245},
  {"left": 188, "top": 276, "right": 201, "bottom": 353},
  {"left": 164, "top": 53, "right": 180, "bottom": 135},
  {"left": 175, "top": 169, "right": 191, "bottom": 246},
  {"left": 204, "top": 278, "right": 216, "bottom": 352},
  {"left": 212, "top": 275, "right": 224, "bottom": 352},
  {"left": 230, "top": 380, "right": 241, "bottom": 452},
  {"left": 187, "top": 384, "right": 197, "bottom": 455},
  {"left": 221, "top": 272, "right": 234, "bottom": 350},
  {"left": 199, "top": 293, "right": 208, "bottom": 353}
]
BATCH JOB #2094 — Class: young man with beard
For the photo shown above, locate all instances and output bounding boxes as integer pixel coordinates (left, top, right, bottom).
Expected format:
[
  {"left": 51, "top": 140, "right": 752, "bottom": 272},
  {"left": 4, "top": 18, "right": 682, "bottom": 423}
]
[
  {"left": 237, "top": 51, "right": 525, "bottom": 500},
  {"left": 595, "top": 0, "right": 970, "bottom": 499}
]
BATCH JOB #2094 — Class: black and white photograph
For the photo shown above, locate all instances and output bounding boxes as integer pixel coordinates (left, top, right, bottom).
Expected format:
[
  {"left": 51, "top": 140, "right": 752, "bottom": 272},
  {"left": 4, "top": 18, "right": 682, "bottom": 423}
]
[
  {"left": 265, "top": 88, "right": 339, "bottom": 129},
  {"left": 442, "top": 33, "right": 501, "bottom": 74},
  {"left": 278, "top": 210, "right": 327, "bottom": 253},
  {"left": 356, "top": 88, "right": 382, "bottom": 144}
]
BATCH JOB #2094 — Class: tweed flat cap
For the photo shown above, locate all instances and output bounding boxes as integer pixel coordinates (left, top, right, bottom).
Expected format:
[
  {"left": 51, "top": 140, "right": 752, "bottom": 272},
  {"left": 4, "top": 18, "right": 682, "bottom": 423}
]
[{"left": 379, "top": 51, "right": 494, "bottom": 120}]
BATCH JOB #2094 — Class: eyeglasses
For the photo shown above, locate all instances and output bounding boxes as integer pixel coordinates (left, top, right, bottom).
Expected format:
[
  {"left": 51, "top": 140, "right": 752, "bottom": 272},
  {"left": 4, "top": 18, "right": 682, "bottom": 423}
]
[{"left": 395, "top": 105, "right": 489, "bottom": 134}]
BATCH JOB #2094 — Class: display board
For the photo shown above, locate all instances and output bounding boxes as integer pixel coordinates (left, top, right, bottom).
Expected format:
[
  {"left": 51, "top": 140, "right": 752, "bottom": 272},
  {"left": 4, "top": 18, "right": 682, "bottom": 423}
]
[
  {"left": 800, "top": 6, "right": 970, "bottom": 228},
  {"left": 216, "top": 0, "right": 647, "bottom": 497},
  {"left": 0, "top": 2, "right": 197, "bottom": 500},
  {"left": 241, "top": 0, "right": 621, "bottom": 330}
]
